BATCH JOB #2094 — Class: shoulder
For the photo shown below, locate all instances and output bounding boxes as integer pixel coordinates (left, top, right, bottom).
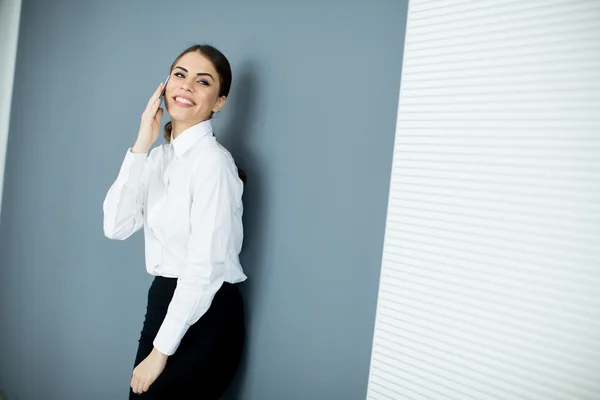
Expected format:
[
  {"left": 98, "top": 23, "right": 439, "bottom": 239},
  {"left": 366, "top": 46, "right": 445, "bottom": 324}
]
[
  {"left": 194, "top": 149, "right": 236, "bottom": 178},
  {"left": 190, "top": 141, "right": 243, "bottom": 193},
  {"left": 194, "top": 138, "right": 236, "bottom": 171}
]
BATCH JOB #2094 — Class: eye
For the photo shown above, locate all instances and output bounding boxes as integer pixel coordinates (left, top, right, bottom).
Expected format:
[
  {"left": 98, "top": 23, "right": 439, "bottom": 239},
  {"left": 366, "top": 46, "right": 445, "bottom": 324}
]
[
  {"left": 174, "top": 72, "right": 185, "bottom": 78},
  {"left": 197, "top": 79, "right": 210, "bottom": 86}
]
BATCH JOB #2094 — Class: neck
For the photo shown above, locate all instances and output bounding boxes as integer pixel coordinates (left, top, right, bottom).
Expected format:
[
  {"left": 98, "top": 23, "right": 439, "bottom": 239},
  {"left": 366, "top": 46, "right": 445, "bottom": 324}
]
[
  {"left": 171, "top": 119, "right": 209, "bottom": 140},
  {"left": 171, "top": 120, "right": 193, "bottom": 140}
]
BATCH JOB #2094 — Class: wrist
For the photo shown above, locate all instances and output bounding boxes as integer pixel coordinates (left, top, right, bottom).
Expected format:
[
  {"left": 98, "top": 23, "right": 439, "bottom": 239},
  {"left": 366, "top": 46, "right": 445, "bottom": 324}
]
[
  {"left": 132, "top": 140, "right": 151, "bottom": 154},
  {"left": 151, "top": 347, "right": 169, "bottom": 360}
]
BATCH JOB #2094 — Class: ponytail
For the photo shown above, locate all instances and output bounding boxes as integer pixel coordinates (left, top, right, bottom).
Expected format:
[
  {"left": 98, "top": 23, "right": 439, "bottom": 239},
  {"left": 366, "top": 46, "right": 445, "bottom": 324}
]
[{"left": 164, "top": 121, "right": 173, "bottom": 143}]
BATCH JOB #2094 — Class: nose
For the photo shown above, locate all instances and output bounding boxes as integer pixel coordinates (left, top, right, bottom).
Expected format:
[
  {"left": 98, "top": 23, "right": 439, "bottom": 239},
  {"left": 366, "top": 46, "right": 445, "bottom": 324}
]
[{"left": 179, "top": 77, "right": 194, "bottom": 92}]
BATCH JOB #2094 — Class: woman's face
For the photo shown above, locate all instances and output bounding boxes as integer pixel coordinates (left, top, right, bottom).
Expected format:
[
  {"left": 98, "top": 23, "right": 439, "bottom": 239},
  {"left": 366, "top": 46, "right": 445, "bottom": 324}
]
[{"left": 164, "top": 51, "right": 226, "bottom": 124}]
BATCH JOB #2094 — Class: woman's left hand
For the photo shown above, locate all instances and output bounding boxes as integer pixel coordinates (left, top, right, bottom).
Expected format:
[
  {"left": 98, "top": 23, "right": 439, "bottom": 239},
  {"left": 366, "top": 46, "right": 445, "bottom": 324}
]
[{"left": 131, "top": 347, "right": 168, "bottom": 394}]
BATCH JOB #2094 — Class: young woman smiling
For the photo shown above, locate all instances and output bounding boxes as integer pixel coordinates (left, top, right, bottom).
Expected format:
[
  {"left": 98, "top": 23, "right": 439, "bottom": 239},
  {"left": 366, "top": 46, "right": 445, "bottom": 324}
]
[{"left": 103, "top": 44, "right": 246, "bottom": 399}]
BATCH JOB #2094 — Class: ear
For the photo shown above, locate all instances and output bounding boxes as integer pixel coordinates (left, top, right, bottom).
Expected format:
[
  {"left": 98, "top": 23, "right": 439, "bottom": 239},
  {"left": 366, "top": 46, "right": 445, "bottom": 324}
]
[{"left": 212, "top": 96, "right": 227, "bottom": 113}]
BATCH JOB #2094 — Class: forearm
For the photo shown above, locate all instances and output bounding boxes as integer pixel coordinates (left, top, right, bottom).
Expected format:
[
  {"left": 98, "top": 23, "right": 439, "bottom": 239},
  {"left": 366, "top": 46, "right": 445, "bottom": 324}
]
[{"left": 131, "top": 139, "right": 151, "bottom": 154}]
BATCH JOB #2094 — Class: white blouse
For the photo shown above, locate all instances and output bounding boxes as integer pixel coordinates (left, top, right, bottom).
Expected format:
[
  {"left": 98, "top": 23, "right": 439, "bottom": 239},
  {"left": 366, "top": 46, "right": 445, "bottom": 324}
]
[{"left": 102, "top": 119, "right": 247, "bottom": 356}]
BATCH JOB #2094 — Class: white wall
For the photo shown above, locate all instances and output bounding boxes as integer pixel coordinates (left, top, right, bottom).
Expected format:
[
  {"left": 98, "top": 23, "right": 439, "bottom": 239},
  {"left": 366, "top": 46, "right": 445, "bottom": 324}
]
[
  {"left": 368, "top": 1, "right": 600, "bottom": 399},
  {"left": 0, "top": 0, "right": 22, "bottom": 218}
]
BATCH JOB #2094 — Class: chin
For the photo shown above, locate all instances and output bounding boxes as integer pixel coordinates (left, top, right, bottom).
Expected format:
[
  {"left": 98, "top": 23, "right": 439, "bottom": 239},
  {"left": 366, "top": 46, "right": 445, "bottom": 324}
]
[
  {"left": 169, "top": 108, "right": 195, "bottom": 121},
  {"left": 167, "top": 106, "right": 210, "bottom": 124}
]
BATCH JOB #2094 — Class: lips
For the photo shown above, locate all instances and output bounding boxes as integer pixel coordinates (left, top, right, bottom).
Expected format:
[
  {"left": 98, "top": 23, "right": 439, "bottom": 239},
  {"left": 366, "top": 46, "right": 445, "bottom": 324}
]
[{"left": 173, "top": 95, "right": 196, "bottom": 107}]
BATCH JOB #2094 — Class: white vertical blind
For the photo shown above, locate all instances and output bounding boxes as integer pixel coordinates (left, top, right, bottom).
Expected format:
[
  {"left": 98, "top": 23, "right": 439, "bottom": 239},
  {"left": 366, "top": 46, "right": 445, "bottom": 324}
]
[
  {"left": 0, "top": 0, "right": 22, "bottom": 218},
  {"left": 367, "top": 1, "right": 600, "bottom": 399}
]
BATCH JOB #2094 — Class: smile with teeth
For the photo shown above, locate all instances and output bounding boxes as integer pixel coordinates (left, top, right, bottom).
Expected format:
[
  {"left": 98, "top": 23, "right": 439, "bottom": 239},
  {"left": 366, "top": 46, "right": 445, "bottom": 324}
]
[{"left": 175, "top": 97, "right": 195, "bottom": 106}]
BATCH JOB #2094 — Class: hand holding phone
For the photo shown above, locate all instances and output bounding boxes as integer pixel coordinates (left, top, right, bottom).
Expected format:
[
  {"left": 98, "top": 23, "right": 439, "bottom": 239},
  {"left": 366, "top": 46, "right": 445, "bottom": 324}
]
[
  {"left": 132, "top": 79, "right": 168, "bottom": 153},
  {"left": 158, "top": 75, "right": 170, "bottom": 100}
]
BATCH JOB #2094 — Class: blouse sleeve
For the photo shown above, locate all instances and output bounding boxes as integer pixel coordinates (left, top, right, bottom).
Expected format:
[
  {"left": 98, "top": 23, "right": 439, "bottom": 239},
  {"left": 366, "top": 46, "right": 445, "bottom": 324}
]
[
  {"left": 102, "top": 148, "right": 151, "bottom": 240},
  {"left": 152, "top": 149, "right": 242, "bottom": 355}
]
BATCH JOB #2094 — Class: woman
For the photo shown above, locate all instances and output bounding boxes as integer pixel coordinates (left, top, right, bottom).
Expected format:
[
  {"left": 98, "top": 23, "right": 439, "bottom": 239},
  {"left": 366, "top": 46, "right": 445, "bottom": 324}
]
[{"left": 103, "top": 44, "right": 247, "bottom": 399}]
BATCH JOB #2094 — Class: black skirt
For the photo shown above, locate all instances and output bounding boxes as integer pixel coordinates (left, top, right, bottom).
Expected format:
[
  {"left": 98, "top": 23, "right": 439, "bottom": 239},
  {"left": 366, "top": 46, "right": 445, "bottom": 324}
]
[{"left": 129, "top": 276, "right": 245, "bottom": 399}]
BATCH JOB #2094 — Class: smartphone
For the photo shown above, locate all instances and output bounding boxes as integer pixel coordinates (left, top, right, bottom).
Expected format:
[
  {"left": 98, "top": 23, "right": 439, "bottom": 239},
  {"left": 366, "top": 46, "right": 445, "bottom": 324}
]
[{"left": 159, "top": 75, "right": 170, "bottom": 100}]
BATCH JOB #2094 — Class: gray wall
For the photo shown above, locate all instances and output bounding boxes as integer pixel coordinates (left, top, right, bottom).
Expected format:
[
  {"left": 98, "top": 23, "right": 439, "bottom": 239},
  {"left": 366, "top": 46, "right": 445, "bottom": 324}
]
[{"left": 0, "top": 0, "right": 407, "bottom": 399}]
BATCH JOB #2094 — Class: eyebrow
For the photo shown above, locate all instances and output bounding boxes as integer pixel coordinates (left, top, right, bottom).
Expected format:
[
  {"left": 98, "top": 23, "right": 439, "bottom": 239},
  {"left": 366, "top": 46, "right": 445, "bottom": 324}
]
[{"left": 174, "top": 66, "right": 215, "bottom": 81}]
